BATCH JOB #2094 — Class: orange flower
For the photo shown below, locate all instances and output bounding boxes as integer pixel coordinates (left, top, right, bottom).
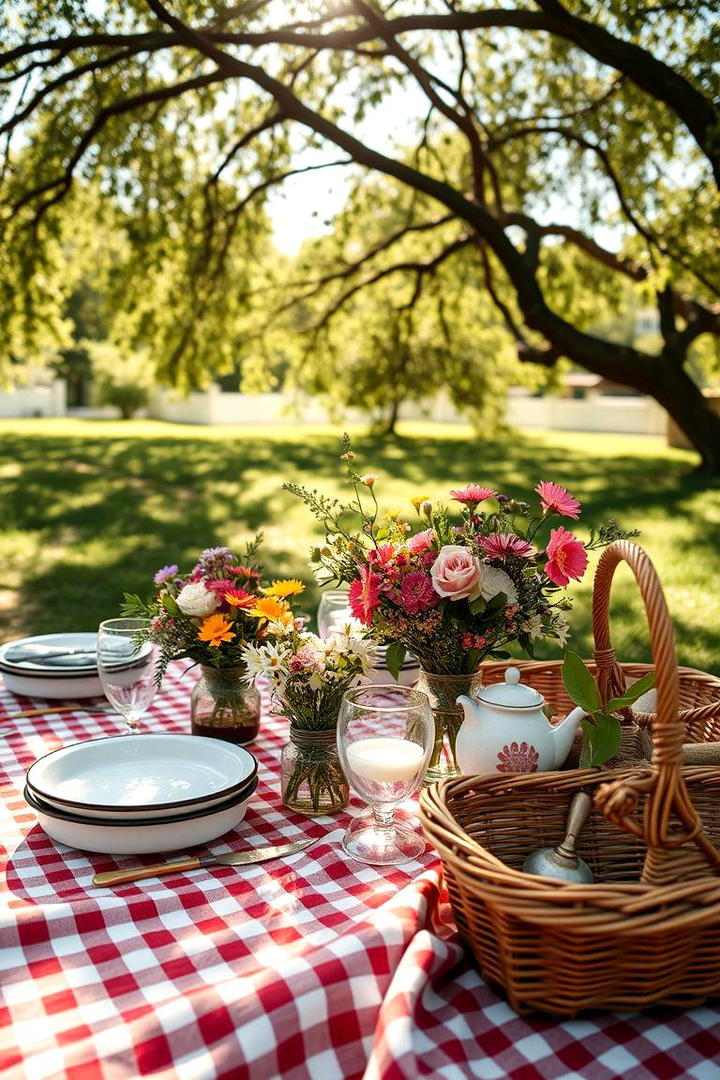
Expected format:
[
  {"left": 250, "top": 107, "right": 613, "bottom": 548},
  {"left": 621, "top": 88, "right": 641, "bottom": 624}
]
[
  {"left": 198, "top": 614, "right": 235, "bottom": 647},
  {"left": 250, "top": 595, "right": 293, "bottom": 630},
  {"left": 261, "top": 579, "right": 305, "bottom": 599},
  {"left": 224, "top": 588, "right": 256, "bottom": 609}
]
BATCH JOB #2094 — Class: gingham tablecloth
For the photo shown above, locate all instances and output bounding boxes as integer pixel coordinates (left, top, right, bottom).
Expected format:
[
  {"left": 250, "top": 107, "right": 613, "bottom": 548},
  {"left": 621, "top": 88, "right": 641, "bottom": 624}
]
[{"left": 1, "top": 664, "right": 719, "bottom": 1080}]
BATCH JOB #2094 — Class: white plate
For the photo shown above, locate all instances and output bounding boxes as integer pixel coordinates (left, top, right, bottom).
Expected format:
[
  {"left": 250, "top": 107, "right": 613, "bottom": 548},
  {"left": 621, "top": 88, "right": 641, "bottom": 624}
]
[
  {"left": 25, "top": 785, "right": 255, "bottom": 855},
  {"left": 1, "top": 671, "right": 105, "bottom": 699},
  {"left": 27, "top": 734, "right": 258, "bottom": 814},
  {"left": 0, "top": 633, "right": 99, "bottom": 675}
]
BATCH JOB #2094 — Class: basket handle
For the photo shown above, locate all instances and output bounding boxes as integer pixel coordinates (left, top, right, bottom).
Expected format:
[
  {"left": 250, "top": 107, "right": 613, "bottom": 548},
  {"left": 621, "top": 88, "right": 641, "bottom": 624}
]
[{"left": 590, "top": 541, "right": 720, "bottom": 882}]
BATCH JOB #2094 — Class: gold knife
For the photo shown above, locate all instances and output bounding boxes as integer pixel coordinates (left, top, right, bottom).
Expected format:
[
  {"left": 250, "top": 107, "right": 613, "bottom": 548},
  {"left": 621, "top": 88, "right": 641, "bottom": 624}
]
[{"left": 91, "top": 837, "right": 316, "bottom": 887}]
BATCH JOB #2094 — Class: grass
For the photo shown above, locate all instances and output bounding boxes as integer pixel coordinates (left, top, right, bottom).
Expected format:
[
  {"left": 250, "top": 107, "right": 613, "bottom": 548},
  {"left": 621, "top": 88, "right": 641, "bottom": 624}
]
[{"left": 1, "top": 417, "right": 718, "bottom": 675}]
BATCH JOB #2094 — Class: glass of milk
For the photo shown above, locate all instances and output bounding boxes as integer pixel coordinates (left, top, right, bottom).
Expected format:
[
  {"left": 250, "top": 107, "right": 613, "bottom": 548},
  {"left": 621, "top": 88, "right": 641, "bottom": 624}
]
[{"left": 337, "top": 684, "right": 433, "bottom": 865}]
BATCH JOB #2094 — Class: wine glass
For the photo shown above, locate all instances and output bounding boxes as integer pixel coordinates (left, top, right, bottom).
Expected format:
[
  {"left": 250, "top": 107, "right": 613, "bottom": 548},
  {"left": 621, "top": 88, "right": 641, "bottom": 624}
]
[
  {"left": 96, "top": 618, "right": 159, "bottom": 734},
  {"left": 317, "top": 588, "right": 352, "bottom": 638},
  {"left": 337, "top": 684, "right": 433, "bottom": 865}
]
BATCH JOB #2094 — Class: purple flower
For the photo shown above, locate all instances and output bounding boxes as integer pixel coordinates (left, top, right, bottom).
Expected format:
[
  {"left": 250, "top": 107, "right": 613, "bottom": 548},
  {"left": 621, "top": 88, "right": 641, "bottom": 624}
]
[
  {"left": 200, "top": 546, "right": 234, "bottom": 562},
  {"left": 154, "top": 564, "right": 178, "bottom": 585}
]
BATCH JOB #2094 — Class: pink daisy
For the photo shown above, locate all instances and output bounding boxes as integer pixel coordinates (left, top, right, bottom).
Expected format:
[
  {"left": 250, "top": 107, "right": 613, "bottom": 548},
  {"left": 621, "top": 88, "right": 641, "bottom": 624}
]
[
  {"left": 479, "top": 533, "right": 534, "bottom": 559},
  {"left": 348, "top": 565, "right": 382, "bottom": 625},
  {"left": 398, "top": 571, "right": 439, "bottom": 615},
  {"left": 545, "top": 527, "right": 588, "bottom": 587},
  {"left": 450, "top": 484, "right": 497, "bottom": 507},
  {"left": 535, "top": 481, "right": 581, "bottom": 519}
]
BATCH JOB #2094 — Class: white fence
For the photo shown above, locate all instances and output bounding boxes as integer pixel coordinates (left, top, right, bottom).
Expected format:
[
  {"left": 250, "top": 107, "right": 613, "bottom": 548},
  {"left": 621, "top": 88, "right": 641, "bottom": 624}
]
[
  {"left": 507, "top": 394, "right": 667, "bottom": 436},
  {"left": 0, "top": 380, "right": 66, "bottom": 418},
  {"left": 149, "top": 385, "right": 669, "bottom": 436}
]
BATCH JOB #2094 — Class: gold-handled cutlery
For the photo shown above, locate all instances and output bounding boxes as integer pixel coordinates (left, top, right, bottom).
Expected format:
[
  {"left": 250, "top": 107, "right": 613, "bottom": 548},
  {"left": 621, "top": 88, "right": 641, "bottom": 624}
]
[{"left": 92, "top": 837, "right": 317, "bottom": 887}]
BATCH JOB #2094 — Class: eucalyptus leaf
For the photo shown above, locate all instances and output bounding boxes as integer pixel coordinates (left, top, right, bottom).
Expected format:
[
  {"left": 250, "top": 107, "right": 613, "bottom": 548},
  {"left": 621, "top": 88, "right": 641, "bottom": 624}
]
[
  {"left": 562, "top": 650, "right": 602, "bottom": 713},
  {"left": 385, "top": 641, "right": 406, "bottom": 682},
  {"left": 605, "top": 671, "right": 656, "bottom": 712}
]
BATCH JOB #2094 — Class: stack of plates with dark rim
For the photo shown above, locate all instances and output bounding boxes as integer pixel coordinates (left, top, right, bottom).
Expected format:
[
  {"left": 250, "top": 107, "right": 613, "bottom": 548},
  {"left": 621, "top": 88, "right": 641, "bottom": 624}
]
[
  {"left": 368, "top": 644, "right": 421, "bottom": 687},
  {"left": 24, "top": 734, "right": 258, "bottom": 854},
  {"left": 0, "top": 633, "right": 103, "bottom": 699}
]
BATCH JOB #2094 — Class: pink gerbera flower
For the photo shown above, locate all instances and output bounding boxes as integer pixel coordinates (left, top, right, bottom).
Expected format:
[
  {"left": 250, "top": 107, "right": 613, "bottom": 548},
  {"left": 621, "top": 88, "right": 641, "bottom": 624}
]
[
  {"left": 367, "top": 543, "right": 396, "bottom": 568},
  {"left": 398, "top": 571, "right": 439, "bottom": 615},
  {"left": 479, "top": 533, "right": 534, "bottom": 559},
  {"left": 536, "top": 481, "right": 581, "bottom": 519},
  {"left": 407, "top": 528, "right": 435, "bottom": 554},
  {"left": 450, "top": 484, "right": 497, "bottom": 507},
  {"left": 545, "top": 527, "right": 588, "bottom": 587},
  {"left": 348, "top": 565, "right": 381, "bottom": 625}
]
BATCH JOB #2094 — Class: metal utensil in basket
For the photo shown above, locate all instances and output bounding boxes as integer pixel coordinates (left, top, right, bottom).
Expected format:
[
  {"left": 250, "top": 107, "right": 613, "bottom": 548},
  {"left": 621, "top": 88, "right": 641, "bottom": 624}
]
[{"left": 420, "top": 540, "right": 720, "bottom": 1017}]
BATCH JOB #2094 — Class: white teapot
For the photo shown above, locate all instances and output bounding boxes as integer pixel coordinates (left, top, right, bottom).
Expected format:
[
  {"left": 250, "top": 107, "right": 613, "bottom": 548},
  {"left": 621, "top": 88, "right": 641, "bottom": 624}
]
[{"left": 455, "top": 667, "right": 586, "bottom": 775}]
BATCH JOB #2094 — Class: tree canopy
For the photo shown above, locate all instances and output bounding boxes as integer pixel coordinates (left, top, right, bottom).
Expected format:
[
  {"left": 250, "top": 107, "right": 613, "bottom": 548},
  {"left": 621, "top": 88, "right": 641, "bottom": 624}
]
[{"left": 1, "top": 2, "right": 719, "bottom": 463}]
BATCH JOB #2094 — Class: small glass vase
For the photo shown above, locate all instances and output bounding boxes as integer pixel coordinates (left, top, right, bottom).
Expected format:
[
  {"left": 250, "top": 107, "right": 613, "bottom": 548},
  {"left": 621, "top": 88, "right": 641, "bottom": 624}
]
[
  {"left": 281, "top": 725, "right": 349, "bottom": 816},
  {"left": 416, "top": 669, "right": 484, "bottom": 783},
  {"left": 190, "top": 665, "right": 261, "bottom": 745}
]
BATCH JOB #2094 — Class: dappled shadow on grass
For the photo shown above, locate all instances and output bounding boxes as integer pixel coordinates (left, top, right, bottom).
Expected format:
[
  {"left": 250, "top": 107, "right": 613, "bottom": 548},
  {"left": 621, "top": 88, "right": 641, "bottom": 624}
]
[{"left": 2, "top": 424, "right": 719, "bottom": 671}]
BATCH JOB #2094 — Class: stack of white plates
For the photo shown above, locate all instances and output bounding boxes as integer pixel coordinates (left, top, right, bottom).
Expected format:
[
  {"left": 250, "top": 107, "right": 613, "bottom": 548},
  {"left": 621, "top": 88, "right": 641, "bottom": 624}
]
[
  {"left": 24, "top": 734, "right": 258, "bottom": 854},
  {"left": 0, "top": 633, "right": 103, "bottom": 698},
  {"left": 367, "top": 645, "right": 420, "bottom": 687}
]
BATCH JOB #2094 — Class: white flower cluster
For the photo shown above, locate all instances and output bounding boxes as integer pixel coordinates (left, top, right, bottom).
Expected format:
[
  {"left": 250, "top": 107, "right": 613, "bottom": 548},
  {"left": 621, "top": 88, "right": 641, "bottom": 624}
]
[{"left": 242, "top": 629, "right": 377, "bottom": 692}]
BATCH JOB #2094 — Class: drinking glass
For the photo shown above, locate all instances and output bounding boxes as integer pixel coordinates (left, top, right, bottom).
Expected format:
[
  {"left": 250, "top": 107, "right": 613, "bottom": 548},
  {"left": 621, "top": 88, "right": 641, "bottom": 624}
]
[
  {"left": 97, "top": 618, "right": 159, "bottom": 733},
  {"left": 317, "top": 588, "right": 352, "bottom": 638},
  {"left": 337, "top": 684, "right": 433, "bottom": 865}
]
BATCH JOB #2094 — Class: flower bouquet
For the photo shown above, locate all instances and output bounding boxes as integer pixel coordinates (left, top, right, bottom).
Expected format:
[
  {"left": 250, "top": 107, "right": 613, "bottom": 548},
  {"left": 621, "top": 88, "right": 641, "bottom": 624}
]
[
  {"left": 285, "top": 436, "right": 638, "bottom": 778},
  {"left": 243, "top": 627, "right": 376, "bottom": 814},
  {"left": 122, "top": 539, "right": 304, "bottom": 744}
]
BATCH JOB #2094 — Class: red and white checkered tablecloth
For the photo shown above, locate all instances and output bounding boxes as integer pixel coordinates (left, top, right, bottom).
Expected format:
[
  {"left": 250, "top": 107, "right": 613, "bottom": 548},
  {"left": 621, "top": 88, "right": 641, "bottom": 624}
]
[{"left": 1, "top": 662, "right": 719, "bottom": 1080}]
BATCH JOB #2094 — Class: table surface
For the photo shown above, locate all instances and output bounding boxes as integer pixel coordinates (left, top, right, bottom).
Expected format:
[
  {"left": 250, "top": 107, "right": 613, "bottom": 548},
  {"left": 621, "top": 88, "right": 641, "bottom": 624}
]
[{"left": 1, "top": 663, "right": 719, "bottom": 1080}]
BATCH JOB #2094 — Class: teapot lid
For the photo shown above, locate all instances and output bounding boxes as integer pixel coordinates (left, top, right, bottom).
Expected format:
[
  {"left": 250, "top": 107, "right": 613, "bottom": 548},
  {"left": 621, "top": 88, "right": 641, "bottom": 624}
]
[{"left": 477, "top": 667, "right": 543, "bottom": 708}]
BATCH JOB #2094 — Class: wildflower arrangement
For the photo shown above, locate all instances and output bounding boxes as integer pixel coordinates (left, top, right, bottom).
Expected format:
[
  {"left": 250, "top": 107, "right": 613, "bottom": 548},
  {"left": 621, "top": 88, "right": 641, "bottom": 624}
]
[
  {"left": 122, "top": 537, "right": 304, "bottom": 683},
  {"left": 243, "top": 627, "right": 376, "bottom": 812},
  {"left": 243, "top": 625, "right": 376, "bottom": 728},
  {"left": 285, "top": 436, "right": 638, "bottom": 677}
]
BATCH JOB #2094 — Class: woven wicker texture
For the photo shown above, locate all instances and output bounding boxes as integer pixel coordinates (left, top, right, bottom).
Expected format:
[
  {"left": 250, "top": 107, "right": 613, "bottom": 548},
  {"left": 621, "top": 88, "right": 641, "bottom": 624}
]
[{"left": 419, "top": 541, "right": 720, "bottom": 1017}]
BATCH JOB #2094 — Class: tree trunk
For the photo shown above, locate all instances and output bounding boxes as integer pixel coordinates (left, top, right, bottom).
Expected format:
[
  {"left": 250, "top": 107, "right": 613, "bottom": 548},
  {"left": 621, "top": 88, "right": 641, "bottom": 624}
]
[
  {"left": 383, "top": 396, "right": 400, "bottom": 436},
  {"left": 646, "top": 365, "right": 720, "bottom": 474}
]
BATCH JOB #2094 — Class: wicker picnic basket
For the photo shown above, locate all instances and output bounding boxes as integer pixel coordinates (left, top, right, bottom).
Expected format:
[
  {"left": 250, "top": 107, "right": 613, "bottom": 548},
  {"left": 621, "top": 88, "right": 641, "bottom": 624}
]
[{"left": 419, "top": 540, "right": 720, "bottom": 1017}]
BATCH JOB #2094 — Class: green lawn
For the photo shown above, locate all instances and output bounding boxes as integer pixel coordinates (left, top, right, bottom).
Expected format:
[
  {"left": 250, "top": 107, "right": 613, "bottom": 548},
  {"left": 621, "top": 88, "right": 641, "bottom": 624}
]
[{"left": 1, "top": 418, "right": 718, "bottom": 674}]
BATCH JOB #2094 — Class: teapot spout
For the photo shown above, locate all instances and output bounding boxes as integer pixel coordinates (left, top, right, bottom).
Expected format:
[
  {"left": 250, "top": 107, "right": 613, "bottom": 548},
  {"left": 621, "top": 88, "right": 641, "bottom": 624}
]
[{"left": 552, "top": 705, "right": 586, "bottom": 769}]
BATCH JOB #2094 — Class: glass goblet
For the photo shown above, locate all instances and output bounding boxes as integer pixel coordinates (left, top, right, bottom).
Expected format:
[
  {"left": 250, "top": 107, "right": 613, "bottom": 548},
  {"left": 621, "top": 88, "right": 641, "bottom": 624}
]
[
  {"left": 317, "top": 588, "right": 352, "bottom": 638},
  {"left": 97, "top": 618, "right": 159, "bottom": 734},
  {"left": 337, "top": 684, "right": 433, "bottom": 865}
]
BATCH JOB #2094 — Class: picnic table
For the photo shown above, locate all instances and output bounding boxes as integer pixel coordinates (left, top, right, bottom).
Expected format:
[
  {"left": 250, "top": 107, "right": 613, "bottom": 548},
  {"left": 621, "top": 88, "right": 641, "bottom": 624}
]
[{"left": 1, "top": 662, "right": 719, "bottom": 1079}]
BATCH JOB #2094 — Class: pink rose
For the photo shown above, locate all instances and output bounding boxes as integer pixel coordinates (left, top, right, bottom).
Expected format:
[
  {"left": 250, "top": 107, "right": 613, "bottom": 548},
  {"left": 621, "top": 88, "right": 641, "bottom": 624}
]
[{"left": 430, "top": 545, "right": 483, "bottom": 601}]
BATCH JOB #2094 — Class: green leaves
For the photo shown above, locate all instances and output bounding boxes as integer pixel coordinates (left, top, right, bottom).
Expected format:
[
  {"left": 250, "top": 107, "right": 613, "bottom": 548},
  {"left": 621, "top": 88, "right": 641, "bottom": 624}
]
[
  {"left": 579, "top": 714, "right": 622, "bottom": 768},
  {"left": 385, "top": 641, "right": 407, "bottom": 682},
  {"left": 605, "top": 670, "right": 656, "bottom": 712},
  {"left": 562, "top": 650, "right": 602, "bottom": 713}
]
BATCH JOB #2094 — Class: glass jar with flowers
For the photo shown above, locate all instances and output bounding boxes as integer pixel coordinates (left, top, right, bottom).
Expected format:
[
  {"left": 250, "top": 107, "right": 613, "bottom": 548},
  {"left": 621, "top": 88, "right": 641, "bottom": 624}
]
[
  {"left": 122, "top": 538, "right": 303, "bottom": 745},
  {"left": 285, "top": 435, "right": 638, "bottom": 782},
  {"left": 243, "top": 627, "right": 376, "bottom": 815}
]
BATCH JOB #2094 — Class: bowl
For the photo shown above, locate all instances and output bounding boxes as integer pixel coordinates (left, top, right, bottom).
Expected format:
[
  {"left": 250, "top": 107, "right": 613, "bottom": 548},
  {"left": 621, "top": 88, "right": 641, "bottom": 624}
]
[
  {"left": 1, "top": 671, "right": 105, "bottom": 699},
  {"left": 26, "top": 734, "right": 258, "bottom": 817},
  {"left": 24, "top": 780, "right": 258, "bottom": 854}
]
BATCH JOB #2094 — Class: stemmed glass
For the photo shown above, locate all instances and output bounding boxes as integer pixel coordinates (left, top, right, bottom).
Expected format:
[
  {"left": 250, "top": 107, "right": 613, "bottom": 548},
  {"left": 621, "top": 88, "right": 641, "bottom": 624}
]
[
  {"left": 96, "top": 618, "right": 159, "bottom": 734},
  {"left": 317, "top": 588, "right": 352, "bottom": 638},
  {"left": 337, "top": 684, "right": 433, "bottom": 865}
]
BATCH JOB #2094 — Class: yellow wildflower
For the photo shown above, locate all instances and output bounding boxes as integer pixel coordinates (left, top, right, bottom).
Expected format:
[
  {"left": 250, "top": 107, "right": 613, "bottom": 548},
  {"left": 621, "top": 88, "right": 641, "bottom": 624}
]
[
  {"left": 410, "top": 494, "right": 430, "bottom": 512},
  {"left": 197, "top": 614, "right": 235, "bottom": 648},
  {"left": 261, "top": 579, "right": 305, "bottom": 598}
]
